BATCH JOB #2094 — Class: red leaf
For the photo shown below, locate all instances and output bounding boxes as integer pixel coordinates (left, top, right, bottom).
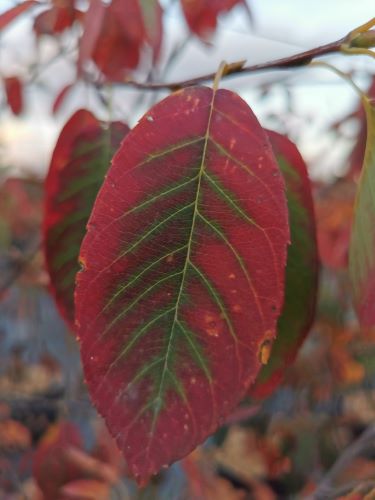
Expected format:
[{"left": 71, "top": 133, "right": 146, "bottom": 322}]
[
  {"left": 139, "top": 0, "right": 163, "bottom": 61},
  {"left": 78, "top": 0, "right": 106, "bottom": 75},
  {"left": 52, "top": 82, "right": 75, "bottom": 115},
  {"left": 92, "top": 2, "right": 142, "bottom": 80},
  {"left": 111, "top": 0, "right": 145, "bottom": 44},
  {"left": 33, "top": 4, "right": 83, "bottom": 36},
  {"left": 43, "top": 110, "right": 129, "bottom": 329},
  {"left": 0, "top": 1, "right": 37, "bottom": 31},
  {"left": 181, "top": 0, "right": 244, "bottom": 39},
  {"left": 33, "top": 422, "right": 83, "bottom": 500},
  {"left": 75, "top": 86, "right": 289, "bottom": 484},
  {"left": 4, "top": 76, "right": 23, "bottom": 115},
  {"left": 251, "top": 131, "right": 319, "bottom": 398}
]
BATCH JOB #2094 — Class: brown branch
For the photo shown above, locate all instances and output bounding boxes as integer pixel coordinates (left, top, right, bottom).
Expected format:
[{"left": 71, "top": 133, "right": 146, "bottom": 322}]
[
  {"left": 123, "top": 37, "right": 346, "bottom": 91},
  {"left": 119, "top": 22, "right": 375, "bottom": 91}
]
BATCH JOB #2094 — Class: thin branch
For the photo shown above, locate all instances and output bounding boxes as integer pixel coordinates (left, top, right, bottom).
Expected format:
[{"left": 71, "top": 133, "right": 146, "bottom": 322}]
[
  {"left": 122, "top": 37, "right": 346, "bottom": 90},
  {"left": 118, "top": 20, "right": 375, "bottom": 91}
]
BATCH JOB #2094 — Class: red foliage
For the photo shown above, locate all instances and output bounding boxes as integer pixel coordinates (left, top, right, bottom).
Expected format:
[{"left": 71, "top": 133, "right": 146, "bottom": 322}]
[
  {"left": 181, "top": 0, "right": 244, "bottom": 39},
  {"left": 52, "top": 83, "right": 75, "bottom": 115},
  {"left": 75, "top": 86, "right": 289, "bottom": 483},
  {"left": 32, "top": 422, "right": 84, "bottom": 500},
  {"left": 89, "top": 0, "right": 163, "bottom": 81},
  {"left": 251, "top": 130, "right": 319, "bottom": 398},
  {"left": 77, "top": 0, "right": 106, "bottom": 75},
  {"left": 4, "top": 76, "right": 23, "bottom": 115},
  {"left": 0, "top": 1, "right": 37, "bottom": 31},
  {"left": 43, "top": 110, "right": 129, "bottom": 329},
  {"left": 33, "top": 0, "right": 83, "bottom": 36},
  {"left": 92, "top": 2, "right": 142, "bottom": 80}
]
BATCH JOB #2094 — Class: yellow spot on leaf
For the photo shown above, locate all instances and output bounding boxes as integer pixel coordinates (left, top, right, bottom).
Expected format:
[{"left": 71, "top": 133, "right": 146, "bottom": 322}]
[
  {"left": 79, "top": 256, "right": 86, "bottom": 270},
  {"left": 258, "top": 340, "right": 272, "bottom": 365}
]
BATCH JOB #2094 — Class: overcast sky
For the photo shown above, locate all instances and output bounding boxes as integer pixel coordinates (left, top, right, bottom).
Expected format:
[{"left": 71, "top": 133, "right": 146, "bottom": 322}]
[{"left": 0, "top": 0, "right": 374, "bottom": 179}]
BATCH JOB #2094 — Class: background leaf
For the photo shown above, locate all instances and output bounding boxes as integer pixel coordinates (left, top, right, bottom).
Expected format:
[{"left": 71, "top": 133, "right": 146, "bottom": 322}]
[
  {"left": 4, "top": 76, "right": 23, "bottom": 116},
  {"left": 43, "top": 109, "right": 129, "bottom": 330},
  {"left": 0, "top": 1, "right": 37, "bottom": 31},
  {"left": 32, "top": 422, "right": 83, "bottom": 500},
  {"left": 92, "top": 0, "right": 142, "bottom": 80},
  {"left": 33, "top": 1, "right": 83, "bottom": 36},
  {"left": 139, "top": 0, "right": 163, "bottom": 62},
  {"left": 349, "top": 98, "right": 375, "bottom": 327},
  {"left": 77, "top": 0, "right": 106, "bottom": 74},
  {"left": 251, "top": 130, "right": 319, "bottom": 398},
  {"left": 181, "top": 0, "right": 244, "bottom": 39},
  {"left": 75, "top": 85, "right": 289, "bottom": 484}
]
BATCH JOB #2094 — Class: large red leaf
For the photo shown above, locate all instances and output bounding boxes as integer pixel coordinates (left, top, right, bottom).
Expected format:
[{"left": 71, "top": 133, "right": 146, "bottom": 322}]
[
  {"left": 4, "top": 76, "right": 23, "bottom": 115},
  {"left": 75, "top": 86, "right": 289, "bottom": 483},
  {"left": 181, "top": 0, "right": 244, "bottom": 39},
  {"left": 0, "top": 1, "right": 37, "bottom": 31},
  {"left": 251, "top": 130, "right": 319, "bottom": 398},
  {"left": 43, "top": 110, "right": 129, "bottom": 330}
]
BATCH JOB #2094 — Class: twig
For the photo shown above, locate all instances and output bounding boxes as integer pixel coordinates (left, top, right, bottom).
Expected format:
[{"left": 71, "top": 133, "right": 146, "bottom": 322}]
[
  {"left": 122, "top": 37, "right": 346, "bottom": 90},
  {"left": 311, "top": 424, "right": 375, "bottom": 500},
  {"left": 119, "top": 22, "right": 375, "bottom": 91}
]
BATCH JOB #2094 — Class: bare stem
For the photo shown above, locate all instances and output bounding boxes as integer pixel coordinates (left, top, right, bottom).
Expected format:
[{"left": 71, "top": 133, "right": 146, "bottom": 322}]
[
  {"left": 118, "top": 20, "right": 375, "bottom": 91},
  {"left": 122, "top": 37, "right": 346, "bottom": 91}
]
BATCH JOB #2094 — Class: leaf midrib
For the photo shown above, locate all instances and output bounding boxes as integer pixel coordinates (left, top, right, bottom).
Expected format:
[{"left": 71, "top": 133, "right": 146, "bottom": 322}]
[{"left": 150, "top": 88, "right": 217, "bottom": 430}]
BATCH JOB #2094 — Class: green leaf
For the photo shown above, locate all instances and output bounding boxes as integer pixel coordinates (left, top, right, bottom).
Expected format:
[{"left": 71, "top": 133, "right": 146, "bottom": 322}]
[{"left": 349, "top": 97, "right": 375, "bottom": 327}]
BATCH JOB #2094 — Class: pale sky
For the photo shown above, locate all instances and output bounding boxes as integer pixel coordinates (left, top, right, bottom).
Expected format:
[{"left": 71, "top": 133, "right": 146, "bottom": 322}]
[{"left": 0, "top": 0, "right": 374, "bottom": 179}]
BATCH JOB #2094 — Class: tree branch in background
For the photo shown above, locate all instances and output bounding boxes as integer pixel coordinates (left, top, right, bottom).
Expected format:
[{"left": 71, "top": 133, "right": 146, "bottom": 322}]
[{"left": 120, "top": 20, "right": 375, "bottom": 91}]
